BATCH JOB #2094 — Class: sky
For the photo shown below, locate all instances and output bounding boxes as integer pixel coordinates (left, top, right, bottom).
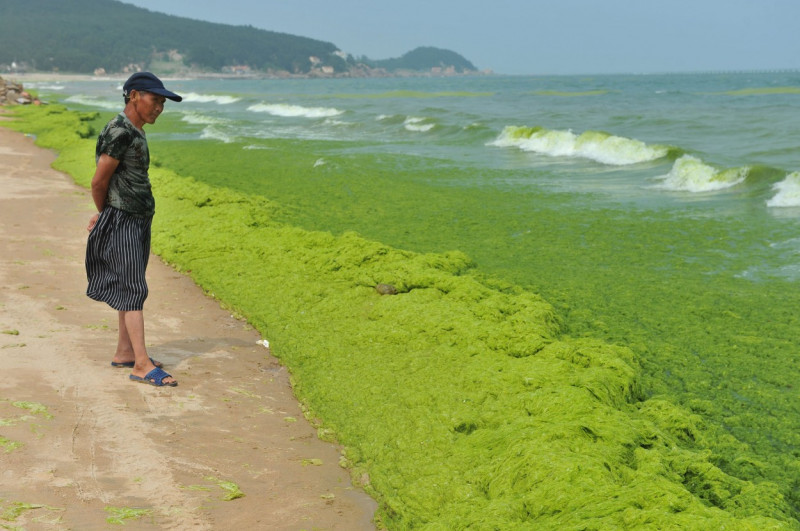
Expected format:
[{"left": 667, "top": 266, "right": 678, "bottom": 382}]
[{"left": 122, "top": 0, "right": 800, "bottom": 75}]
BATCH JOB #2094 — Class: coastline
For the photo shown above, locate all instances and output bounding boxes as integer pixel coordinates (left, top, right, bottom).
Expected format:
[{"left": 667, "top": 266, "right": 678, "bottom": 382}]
[
  {"left": 4, "top": 95, "right": 798, "bottom": 528},
  {"left": 4, "top": 68, "right": 495, "bottom": 85},
  {"left": 0, "top": 123, "right": 377, "bottom": 529},
  {"left": 6, "top": 72, "right": 112, "bottom": 82}
]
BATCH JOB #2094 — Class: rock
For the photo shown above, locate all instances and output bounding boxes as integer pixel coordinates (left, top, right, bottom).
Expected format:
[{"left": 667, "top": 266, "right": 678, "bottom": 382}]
[
  {"left": 375, "top": 283, "right": 398, "bottom": 295},
  {"left": 0, "top": 76, "right": 37, "bottom": 106}
]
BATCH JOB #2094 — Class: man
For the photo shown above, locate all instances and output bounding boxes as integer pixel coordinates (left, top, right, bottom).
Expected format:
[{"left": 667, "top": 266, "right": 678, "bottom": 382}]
[{"left": 86, "top": 72, "right": 182, "bottom": 387}]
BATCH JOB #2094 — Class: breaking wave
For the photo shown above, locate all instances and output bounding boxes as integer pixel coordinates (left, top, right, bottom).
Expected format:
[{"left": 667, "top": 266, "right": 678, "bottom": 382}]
[
  {"left": 489, "top": 126, "right": 670, "bottom": 165},
  {"left": 181, "top": 111, "right": 226, "bottom": 125},
  {"left": 64, "top": 95, "right": 119, "bottom": 110},
  {"left": 767, "top": 172, "right": 800, "bottom": 207},
  {"left": 181, "top": 92, "right": 241, "bottom": 105},
  {"left": 404, "top": 116, "right": 435, "bottom": 132},
  {"left": 247, "top": 103, "right": 343, "bottom": 118},
  {"left": 653, "top": 155, "right": 749, "bottom": 192},
  {"left": 200, "top": 126, "right": 234, "bottom": 143}
]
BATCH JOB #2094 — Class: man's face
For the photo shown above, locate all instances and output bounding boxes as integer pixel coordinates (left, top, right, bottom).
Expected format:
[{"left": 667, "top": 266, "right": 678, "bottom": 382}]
[{"left": 131, "top": 90, "right": 166, "bottom": 125}]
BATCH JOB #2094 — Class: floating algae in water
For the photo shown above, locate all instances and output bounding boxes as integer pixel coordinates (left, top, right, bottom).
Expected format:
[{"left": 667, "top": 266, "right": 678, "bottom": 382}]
[
  {"left": 331, "top": 90, "right": 494, "bottom": 99},
  {"left": 718, "top": 86, "right": 800, "bottom": 96},
  {"left": 147, "top": 177, "right": 792, "bottom": 527},
  {"left": 532, "top": 89, "right": 610, "bottom": 96}
]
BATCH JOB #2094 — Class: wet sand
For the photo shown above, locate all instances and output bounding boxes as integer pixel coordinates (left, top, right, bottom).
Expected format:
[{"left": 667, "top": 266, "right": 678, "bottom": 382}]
[{"left": 0, "top": 123, "right": 377, "bottom": 529}]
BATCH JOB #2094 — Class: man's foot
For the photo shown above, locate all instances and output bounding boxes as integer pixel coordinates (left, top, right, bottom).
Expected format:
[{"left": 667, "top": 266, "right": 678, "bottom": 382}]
[
  {"left": 129, "top": 367, "right": 177, "bottom": 387},
  {"left": 111, "top": 357, "right": 163, "bottom": 368}
]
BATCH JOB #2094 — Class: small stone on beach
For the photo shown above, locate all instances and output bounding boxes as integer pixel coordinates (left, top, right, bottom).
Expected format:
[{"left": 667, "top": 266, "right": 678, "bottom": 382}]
[{"left": 375, "top": 283, "right": 397, "bottom": 295}]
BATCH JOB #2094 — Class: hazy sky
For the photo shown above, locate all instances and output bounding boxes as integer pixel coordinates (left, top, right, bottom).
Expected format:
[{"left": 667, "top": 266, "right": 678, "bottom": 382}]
[{"left": 123, "top": 0, "right": 800, "bottom": 75}]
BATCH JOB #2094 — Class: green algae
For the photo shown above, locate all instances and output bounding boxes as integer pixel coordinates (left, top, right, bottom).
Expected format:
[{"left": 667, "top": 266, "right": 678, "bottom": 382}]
[
  {"left": 180, "top": 484, "right": 213, "bottom": 492},
  {"left": 204, "top": 476, "right": 245, "bottom": 501},
  {"left": 11, "top": 401, "right": 52, "bottom": 419},
  {"left": 331, "top": 90, "right": 495, "bottom": 99},
  {"left": 151, "top": 138, "right": 800, "bottom": 518},
  {"left": 532, "top": 89, "right": 610, "bottom": 96},
  {"left": 0, "top": 436, "right": 22, "bottom": 453},
  {"left": 718, "top": 87, "right": 800, "bottom": 96},
  {"left": 0, "top": 502, "right": 45, "bottom": 522},
  {"left": 3, "top": 107, "right": 799, "bottom": 529},
  {"left": 104, "top": 506, "right": 152, "bottom": 525},
  {"left": 0, "top": 501, "right": 62, "bottom": 527},
  {"left": 146, "top": 171, "right": 796, "bottom": 527}
]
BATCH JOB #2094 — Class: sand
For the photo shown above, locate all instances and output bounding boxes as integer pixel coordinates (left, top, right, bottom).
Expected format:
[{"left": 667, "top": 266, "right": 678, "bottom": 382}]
[{"left": 0, "top": 124, "right": 377, "bottom": 529}]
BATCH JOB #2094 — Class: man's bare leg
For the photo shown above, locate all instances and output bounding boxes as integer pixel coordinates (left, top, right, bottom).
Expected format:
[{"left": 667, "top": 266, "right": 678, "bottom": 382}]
[
  {"left": 121, "top": 310, "right": 176, "bottom": 385},
  {"left": 112, "top": 310, "right": 162, "bottom": 368}
]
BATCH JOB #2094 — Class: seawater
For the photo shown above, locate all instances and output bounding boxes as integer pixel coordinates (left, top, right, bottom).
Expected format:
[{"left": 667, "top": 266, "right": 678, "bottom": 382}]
[
  {"left": 47, "top": 73, "right": 800, "bottom": 207},
  {"left": 33, "top": 72, "right": 800, "bottom": 510}
]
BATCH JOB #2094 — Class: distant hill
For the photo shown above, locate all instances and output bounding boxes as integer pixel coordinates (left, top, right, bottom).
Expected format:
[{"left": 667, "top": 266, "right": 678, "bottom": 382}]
[
  {"left": 371, "top": 47, "right": 478, "bottom": 74},
  {"left": 0, "top": 0, "right": 480, "bottom": 77}
]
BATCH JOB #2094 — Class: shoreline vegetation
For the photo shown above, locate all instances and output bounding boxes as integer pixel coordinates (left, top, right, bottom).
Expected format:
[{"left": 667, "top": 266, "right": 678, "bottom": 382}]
[
  {"left": 3, "top": 103, "right": 798, "bottom": 528},
  {"left": 1, "top": 0, "right": 483, "bottom": 79},
  {"left": 5, "top": 67, "right": 492, "bottom": 84}
]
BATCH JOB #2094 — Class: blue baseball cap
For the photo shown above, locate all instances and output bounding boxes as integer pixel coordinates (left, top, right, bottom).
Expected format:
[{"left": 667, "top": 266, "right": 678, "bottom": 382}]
[{"left": 123, "top": 72, "right": 182, "bottom": 102}]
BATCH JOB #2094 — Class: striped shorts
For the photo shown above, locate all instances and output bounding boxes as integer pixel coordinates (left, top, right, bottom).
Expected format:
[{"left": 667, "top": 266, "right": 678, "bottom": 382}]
[{"left": 86, "top": 207, "right": 153, "bottom": 311}]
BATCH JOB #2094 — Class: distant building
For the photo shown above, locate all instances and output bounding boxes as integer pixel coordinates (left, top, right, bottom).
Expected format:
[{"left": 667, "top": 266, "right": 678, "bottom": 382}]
[{"left": 222, "top": 65, "right": 252, "bottom": 75}]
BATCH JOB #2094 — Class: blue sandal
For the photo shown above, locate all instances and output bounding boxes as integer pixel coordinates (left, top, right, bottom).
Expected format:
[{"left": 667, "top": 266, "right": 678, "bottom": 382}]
[{"left": 130, "top": 367, "right": 178, "bottom": 387}]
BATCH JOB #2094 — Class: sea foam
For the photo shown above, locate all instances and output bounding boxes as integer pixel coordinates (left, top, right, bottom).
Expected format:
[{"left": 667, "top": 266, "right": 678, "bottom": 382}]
[
  {"left": 490, "top": 126, "right": 669, "bottom": 165},
  {"left": 64, "top": 95, "right": 119, "bottom": 110},
  {"left": 247, "top": 103, "right": 343, "bottom": 118},
  {"left": 766, "top": 172, "right": 800, "bottom": 207},
  {"left": 181, "top": 111, "right": 226, "bottom": 125},
  {"left": 653, "top": 155, "right": 749, "bottom": 192},
  {"left": 404, "top": 116, "right": 435, "bottom": 132},
  {"left": 25, "top": 82, "right": 65, "bottom": 91},
  {"left": 181, "top": 92, "right": 240, "bottom": 104},
  {"left": 200, "top": 126, "right": 234, "bottom": 143}
]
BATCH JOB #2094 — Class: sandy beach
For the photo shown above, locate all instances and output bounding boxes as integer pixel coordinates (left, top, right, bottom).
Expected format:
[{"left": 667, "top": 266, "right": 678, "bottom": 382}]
[{"left": 0, "top": 123, "right": 377, "bottom": 528}]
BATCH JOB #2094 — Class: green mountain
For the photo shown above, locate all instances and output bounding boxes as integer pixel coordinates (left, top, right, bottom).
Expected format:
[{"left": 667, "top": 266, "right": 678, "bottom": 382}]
[
  {"left": 0, "top": 0, "right": 478, "bottom": 76},
  {"left": 371, "top": 47, "right": 477, "bottom": 74}
]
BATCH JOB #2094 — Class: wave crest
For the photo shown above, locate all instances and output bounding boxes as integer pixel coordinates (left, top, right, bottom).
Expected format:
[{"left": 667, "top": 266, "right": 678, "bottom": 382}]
[
  {"left": 181, "top": 92, "right": 240, "bottom": 104},
  {"left": 490, "top": 126, "right": 669, "bottom": 165},
  {"left": 654, "top": 155, "right": 749, "bottom": 192},
  {"left": 767, "top": 171, "right": 800, "bottom": 207},
  {"left": 247, "top": 103, "right": 343, "bottom": 118},
  {"left": 404, "top": 116, "right": 435, "bottom": 132},
  {"left": 64, "top": 95, "right": 119, "bottom": 110},
  {"left": 200, "top": 126, "right": 234, "bottom": 143},
  {"left": 181, "top": 111, "right": 226, "bottom": 125}
]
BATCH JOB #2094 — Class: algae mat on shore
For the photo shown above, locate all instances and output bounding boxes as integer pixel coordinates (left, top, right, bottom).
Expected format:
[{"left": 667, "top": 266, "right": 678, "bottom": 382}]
[
  {"left": 3, "top": 105, "right": 797, "bottom": 529},
  {"left": 154, "top": 131, "right": 800, "bottom": 522}
]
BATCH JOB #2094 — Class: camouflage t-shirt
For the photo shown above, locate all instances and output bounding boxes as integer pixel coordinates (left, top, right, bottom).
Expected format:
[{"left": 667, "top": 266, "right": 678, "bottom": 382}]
[{"left": 95, "top": 112, "right": 154, "bottom": 217}]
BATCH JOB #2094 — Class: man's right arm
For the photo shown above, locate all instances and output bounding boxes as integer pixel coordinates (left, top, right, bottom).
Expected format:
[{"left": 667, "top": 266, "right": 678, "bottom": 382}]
[{"left": 87, "top": 153, "right": 120, "bottom": 231}]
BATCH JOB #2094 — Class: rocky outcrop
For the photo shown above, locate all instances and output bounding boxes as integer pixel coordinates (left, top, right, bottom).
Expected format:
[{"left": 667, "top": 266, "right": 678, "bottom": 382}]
[{"left": 0, "top": 77, "right": 39, "bottom": 105}]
